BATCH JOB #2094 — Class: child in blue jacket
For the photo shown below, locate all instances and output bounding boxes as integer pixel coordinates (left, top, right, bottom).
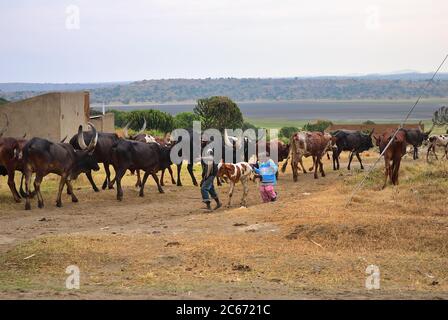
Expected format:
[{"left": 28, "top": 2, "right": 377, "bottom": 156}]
[{"left": 253, "top": 152, "right": 278, "bottom": 202}]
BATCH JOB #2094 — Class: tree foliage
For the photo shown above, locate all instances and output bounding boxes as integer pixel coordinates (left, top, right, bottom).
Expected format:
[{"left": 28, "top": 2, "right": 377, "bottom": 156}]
[
  {"left": 109, "top": 109, "right": 174, "bottom": 133},
  {"left": 173, "top": 112, "right": 200, "bottom": 129},
  {"left": 279, "top": 126, "right": 299, "bottom": 138},
  {"left": 432, "top": 106, "right": 448, "bottom": 127},
  {"left": 303, "top": 120, "right": 333, "bottom": 132},
  {"left": 193, "top": 96, "right": 244, "bottom": 131},
  {"left": 0, "top": 97, "right": 9, "bottom": 105}
]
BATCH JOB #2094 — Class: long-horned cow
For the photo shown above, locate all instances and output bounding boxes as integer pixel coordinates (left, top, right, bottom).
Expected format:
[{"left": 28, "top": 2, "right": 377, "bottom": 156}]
[
  {"left": 69, "top": 124, "right": 120, "bottom": 192},
  {"left": 110, "top": 138, "right": 172, "bottom": 201},
  {"left": 403, "top": 122, "right": 433, "bottom": 160},
  {"left": 331, "top": 129, "right": 374, "bottom": 170},
  {"left": 23, "top": 124, "right": 99, "bottom": 210},
  {"left": 281, "top": 131, "right": 332, "bottom": 181},
  {"left": 123, "top": 119, "right": 176, "bottom": 186}
]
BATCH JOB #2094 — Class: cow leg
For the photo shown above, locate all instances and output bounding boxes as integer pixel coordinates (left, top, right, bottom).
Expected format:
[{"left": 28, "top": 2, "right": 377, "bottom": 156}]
[
  {"left": 313, "top": 156, "right": 319, "bottom": 179},
  {"left": 152, "top": 173, "right": 164, "bottom": 193},
  {"left": 309, "top": 157, "right": 315, "bottom": 172},
  {"left": 56, "top": 175, "right": 67, "bottom": 207},
  {"left": 85, "top": 170, "right": 99, "bottom": 192},
  {"left": 7, "top": 167, "right": 21, "bottom": 203},
  {"left": 355, "top": 152, "right": 364, "bottom": 169},
  {"left": 103, "top": 163, "right": 114, "bottom": 189},
  {"left": 24, "top": 169, "right": 32, "bottom": 210},
  {"left": 347, "top": 152, "right": 354, "bottom": 170},
  {"left": 413, "top": 147, "right": 418, "bottom": 160},
  {"left": 160, "top": 169, "right": 165, "bottom": 186},
  {"left": 299, "top": 157, "right": 307, "bottom": 173},
  {"left": 382, "top": 159, "right": 390, "bottom": 189},
  {"left": 168, "top": 166, "right": 176, "bottom": 184},
  {"left": 135, "top": 169, "right": 142, "bottom": 188},
  {"left": 227, "top": 181, "right": 235, "bottom": 208},
  {"left": 392, "top": 158, "right": 402, "bottom": 185},
  {"left": 291, "top": 159, "right": 299, "bottom": 182},
  {"left": 176, "top": 163, "right": 183, "bottom": 186},
  {"left": 34, "top": 174, "right": 44, "bottom": 209},
  {"left": 66, "top": 180, "right": 78, "bottom": 203},
  {"left": 139, "top": 171, "right": 150, "bottom": 197},
  {"left": 319, "top": 156, "right": 325, "bottom": 177},
  {"left": 241, "top": 178, "right": 249, "bottom": 207},
  {"left": 217, "top": 176, "right": 222, "bottom": 186},
  {"left": 115, "top": 169, "right": 126, "bottom": 201},
  {"left": 187, "top": 163, "right": 198, "bottom": 186}
]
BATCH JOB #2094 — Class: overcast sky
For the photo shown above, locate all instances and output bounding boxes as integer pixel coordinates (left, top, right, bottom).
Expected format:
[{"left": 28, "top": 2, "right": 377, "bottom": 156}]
[{"left": 1, "top": 0, "right": 447, "bottom": 83}]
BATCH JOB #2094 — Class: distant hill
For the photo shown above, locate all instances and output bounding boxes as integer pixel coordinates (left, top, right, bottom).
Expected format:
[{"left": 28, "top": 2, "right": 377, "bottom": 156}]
[
  {"left": 0, "top": 97, "right": 8, "bottom": 105},
  {"left": 0, "top": 81, "right": 132, "bottom": 93},
  {"left": 1, "top": 73, "right": 448, "bottom": 104}
]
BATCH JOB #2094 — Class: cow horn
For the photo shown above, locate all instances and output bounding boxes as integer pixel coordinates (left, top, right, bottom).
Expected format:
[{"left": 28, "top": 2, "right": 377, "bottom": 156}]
[
  {"left": 77, "top": 125, "right": 89, "bottom": 150},
  {"left": 223, "top": 129, "right": 234, "bottom": 148},
  {"left": 87, "top": 122, "right": 98, "bottom": 152},
  {"left": 60, "top": 135, "right": 68, "bottom": 143},
  {"left": 137, "top": 118, "right": 147, "bottom": 135},
  {"left": 369, "top": 128, "right": 374, "bottom": 136},
  {"left": 123, "top": 121, "right": 131, "bottom": 139},
  {"left": 22, "top": 133, "right": 27, "bottom": 139},
  {"left": 0, "top": 113, "right": 9, "bottom": 137}
]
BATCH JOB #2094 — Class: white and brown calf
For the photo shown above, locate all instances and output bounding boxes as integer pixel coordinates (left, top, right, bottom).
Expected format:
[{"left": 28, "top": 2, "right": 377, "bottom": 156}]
[
  {"left": 426, "top": 134, "right": 448, "bottom": 161},
  {"left": 217, "top": 162, "right": 253, "bottom": 208}
]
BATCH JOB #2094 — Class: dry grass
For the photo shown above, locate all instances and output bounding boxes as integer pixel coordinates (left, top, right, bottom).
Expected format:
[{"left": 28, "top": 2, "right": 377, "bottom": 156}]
[{"left": 1, "top": 152, "right": 448, "bottom": 299}]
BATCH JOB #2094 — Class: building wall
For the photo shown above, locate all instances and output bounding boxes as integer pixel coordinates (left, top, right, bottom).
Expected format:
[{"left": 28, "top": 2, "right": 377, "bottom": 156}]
[
  {"left": 0, "top": 92, "right": 89, "bottom": 142},
  {"left": 89, "top": 113, "right": 115, "bottom": 133},
  {"left": 60, "top": 92, "right": 90, "bottom": 140}
]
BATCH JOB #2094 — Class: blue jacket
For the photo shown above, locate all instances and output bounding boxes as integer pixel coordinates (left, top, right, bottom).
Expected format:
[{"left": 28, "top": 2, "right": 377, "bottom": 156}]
[{"left": 254, "top": 159, "right": 278, "bottom": 185}]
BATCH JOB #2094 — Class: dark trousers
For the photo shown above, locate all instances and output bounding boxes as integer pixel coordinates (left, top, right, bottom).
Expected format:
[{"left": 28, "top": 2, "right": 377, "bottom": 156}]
[{"left": 201, "top": 175, "right": 218, "bottom": 202}]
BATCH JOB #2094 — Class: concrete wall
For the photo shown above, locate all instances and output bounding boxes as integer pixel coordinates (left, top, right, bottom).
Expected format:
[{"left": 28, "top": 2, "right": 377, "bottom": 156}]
[
  {"left": 0, "top": 92, "right": 89, "bottom": 142},
  {"left": 60, "top": 92, "right": 90, "bottom": 140},
  {"left": 89, "top": 113, "right": 115, "bottom": 133}
]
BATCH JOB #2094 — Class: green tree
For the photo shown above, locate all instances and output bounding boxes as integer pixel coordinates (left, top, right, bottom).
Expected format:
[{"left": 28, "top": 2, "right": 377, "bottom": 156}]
[
  {"left": 193, "top": 96, "right": 244, "bottom": 131},
  {"left": 279, "top": 126, "right": 299, "bottom": 138},
  {"left": 303, "top": 120, "right": 333, "bottom": 132},
  {"left": 362, "top": 120, "right": 376, "bottom": 125},
  {"left": 127, "top": 110, "right": 174, "bottom": 133},
  {"left": 0, "top": 97, "right": 9, "bottom": 105},
  {"left": 173, "top": 112, "right": 200, "bottom": 129}
]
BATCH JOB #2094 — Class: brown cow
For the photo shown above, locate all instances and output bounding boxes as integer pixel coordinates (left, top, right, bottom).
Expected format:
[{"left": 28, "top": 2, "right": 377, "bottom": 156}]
[
  {"left": 282, "top": 131, "right": 332, "bottom": 181},
  {"left": 373, "top": 128, "right": 408, "bottom": 189},
  {"left": 217, "top": 162, "right": 253, "bottom": 207},
  {"left": 0, "top": 114, "right": 28, "bottom": 202}
]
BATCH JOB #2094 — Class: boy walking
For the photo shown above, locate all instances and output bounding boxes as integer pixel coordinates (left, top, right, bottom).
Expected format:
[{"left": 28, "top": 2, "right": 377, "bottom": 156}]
[
  {"left": 253, "top": 152, "right": 278, "bottom": 203},
  {"left": 200, "top": 149, "right": 222, "bottom": 211}
]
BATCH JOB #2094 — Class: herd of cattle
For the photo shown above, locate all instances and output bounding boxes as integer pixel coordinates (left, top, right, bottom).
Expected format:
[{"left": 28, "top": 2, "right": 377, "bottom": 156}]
[{"left": 1, "top": 113, "right": 447, "bottom": 210}]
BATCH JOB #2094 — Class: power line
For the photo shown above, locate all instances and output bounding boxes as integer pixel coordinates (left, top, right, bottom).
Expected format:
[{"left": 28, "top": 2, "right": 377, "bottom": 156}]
[{"left": 345, "top": 54, "right": 448, "bottom": 207}]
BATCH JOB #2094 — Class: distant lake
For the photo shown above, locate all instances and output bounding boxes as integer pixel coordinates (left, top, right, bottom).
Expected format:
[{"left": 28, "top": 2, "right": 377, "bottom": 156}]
[{"left": 94, "top": 100, "right": 440, "bottom": 121}]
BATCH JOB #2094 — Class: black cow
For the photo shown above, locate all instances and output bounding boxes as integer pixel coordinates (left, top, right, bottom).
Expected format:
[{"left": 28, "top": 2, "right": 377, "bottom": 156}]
[
  {"left": 22, "top": 124, "right": 99, "bottom": 210},
  {"left": 69, "top": 126, "right": 120, "bottom": 192},
  {"left": 331, "top": 129, "right": 374, "bottom": 170},
  {"left": 403, "top": 124, "right": 433, "bottom": 160},
  {"left": 111, "top": 139, "right": 171, "bottom": 201}
]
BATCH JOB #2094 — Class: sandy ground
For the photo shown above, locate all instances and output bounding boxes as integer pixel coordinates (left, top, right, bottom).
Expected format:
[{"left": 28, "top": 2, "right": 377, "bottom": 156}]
[{"left": 0, "top": 152, "right": 447, "bottom": 299}]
